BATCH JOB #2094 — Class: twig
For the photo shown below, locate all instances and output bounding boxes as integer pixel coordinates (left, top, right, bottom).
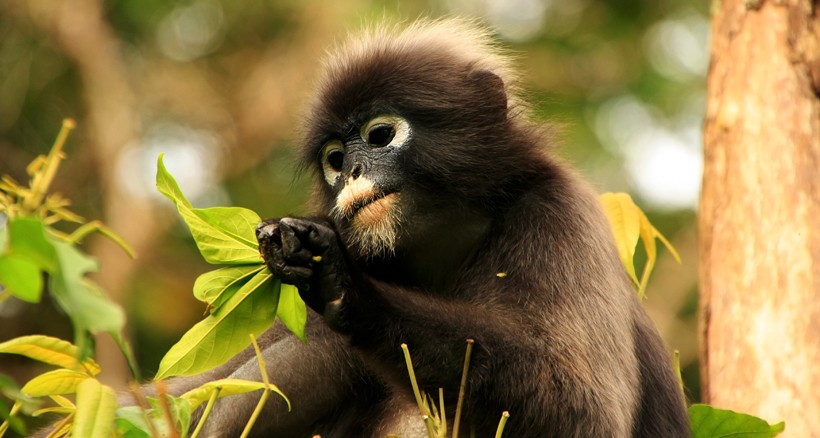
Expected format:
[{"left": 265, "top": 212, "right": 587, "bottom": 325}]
[
  {"left": 451, "top": 339, "right": 474, "bottom": 438},
  {"left": 128, "top": 383, "right": 161, "bottom": 438},
  {"left": 155, "top": 381, "right": 180, "bottom": 438}
]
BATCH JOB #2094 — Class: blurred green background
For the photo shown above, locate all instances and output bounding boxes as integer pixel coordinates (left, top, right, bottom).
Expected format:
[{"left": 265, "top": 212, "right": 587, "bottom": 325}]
[{"left": 0, "top": 0, "right": 706, "bottom": 413}]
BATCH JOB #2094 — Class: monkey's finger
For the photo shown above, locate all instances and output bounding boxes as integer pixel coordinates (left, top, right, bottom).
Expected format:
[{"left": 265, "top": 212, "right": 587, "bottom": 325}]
[
  {"left": 281, "top": 218, "right": 335, "bottom": 251},
  {"left": 278, "top": 221, "right": 304, "bottom": 256},
  {"left": 256, "top": 220, "right": 281, "bottom": 243},
  {"left": 281, "top": 265, "right": 313, "bottom": 281},
  {"left": 283, "top": 248, "right": 314, "bottom": 265}
]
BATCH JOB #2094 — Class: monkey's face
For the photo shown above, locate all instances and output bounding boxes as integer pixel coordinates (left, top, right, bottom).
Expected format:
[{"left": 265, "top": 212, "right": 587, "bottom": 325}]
[{"left": 318, "top": 114, "right": 413, "bottom": 257}]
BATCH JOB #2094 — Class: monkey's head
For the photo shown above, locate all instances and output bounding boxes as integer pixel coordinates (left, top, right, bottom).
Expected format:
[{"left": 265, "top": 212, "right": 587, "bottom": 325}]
[{"left": 302, "top": 19, "right": 541, "bottom": 258}]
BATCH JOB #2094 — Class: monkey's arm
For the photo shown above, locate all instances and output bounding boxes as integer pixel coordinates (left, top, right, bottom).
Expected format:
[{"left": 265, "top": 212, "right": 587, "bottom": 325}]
[{"left": 258, "top": 217, "right": 528, "bottom": 398}]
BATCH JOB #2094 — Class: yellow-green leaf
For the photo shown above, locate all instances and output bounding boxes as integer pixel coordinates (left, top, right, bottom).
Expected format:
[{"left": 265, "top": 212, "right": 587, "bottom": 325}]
[
  {"left": 156, "top": 154, "right": 262, "bottom": 265},
  {"left": 600, "top": 193, "right": 641, "bottom": 285},
  {"left": 0, "top": 335, "right": 101, "bottom": 375},
  {"left": 181, "top": 378, "right": 288, "bottom": 411},
  {"left": 0, "top": 253, "right": 43, "bottom": 302},
  {"left": 155, "top": 271, "right": 279, "bottom": 379},
  {"left": 73, "top": 379, "right": 118, "bottom": 438},
  {"left": 193, "top": 265, "right": 264, "bottom": 309},
  {"left": 278, "top": 284, "right": 307, "bottom": 343},
  {"left": 21, "top": 369, "right": 90, "bottom": 397}
]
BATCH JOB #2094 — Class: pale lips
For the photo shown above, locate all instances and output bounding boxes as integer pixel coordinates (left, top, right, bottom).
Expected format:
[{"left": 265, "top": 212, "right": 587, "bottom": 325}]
[{"left": 351, "top": 192, "right": 400, "bottom": 228}]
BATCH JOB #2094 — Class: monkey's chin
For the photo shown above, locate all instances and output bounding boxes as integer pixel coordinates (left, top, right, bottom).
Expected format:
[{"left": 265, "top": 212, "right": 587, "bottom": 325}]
[{"left": 347, "top": 192, "right": 401, "bottom": 257}]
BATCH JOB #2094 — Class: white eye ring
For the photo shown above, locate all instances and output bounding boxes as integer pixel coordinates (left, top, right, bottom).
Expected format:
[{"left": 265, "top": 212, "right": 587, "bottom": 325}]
[
  {"left": 361, "top": 115, "right": 411, "bottom": 149},
  {"left": 320, "top": 140, "right": 345, "bottom": 186}
]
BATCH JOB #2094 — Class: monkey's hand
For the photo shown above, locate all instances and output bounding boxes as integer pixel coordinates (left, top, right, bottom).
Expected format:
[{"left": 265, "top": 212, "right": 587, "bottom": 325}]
[{"left": 256, "top": 217, "right": 350, "bottom": 332}]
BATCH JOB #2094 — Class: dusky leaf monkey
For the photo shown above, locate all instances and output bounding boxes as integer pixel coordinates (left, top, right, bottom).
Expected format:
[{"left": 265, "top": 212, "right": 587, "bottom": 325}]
[{"left": 149, "top": 18, "right": 690, "bottom": 438}]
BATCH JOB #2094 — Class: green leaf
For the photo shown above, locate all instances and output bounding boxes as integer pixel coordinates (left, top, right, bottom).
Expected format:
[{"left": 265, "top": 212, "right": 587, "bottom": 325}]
[
  {"left": 47, "top": 238, "right": 125, "bottom": 354},
  {"left": 156, "top": 154, "right": 262, "bottom": 265},
  {"left": 181, "top": 378, "right": 287, "bottom": 411},
  {"left": 147, "top": 394, "right": 192, "bottom": 436},
  {"left": 21, "top": 369, "right": 90, "bottom": 397},
  {"left": 0, "top": 254, "right": 42, "bottom": 302},
  {"left": 73, "top": 379, "right": 118, "bottom": 438},
  {"left": 7, "top": 217, "right": 57, "bottom": 272},
  {"left": 0, "top": 335, "right": 100, "bottom": 375},
  {"left": 278, "top": 284, "right": 307, "bottom": 342},
  {"left": 194, "top": 265, "right": 264, "bottom": 310},
  {"left": 155, "top": 270, "right": 280, "bottom": 379},
  {"left": 600, "top": 193, "right": 641, "bottom": 285},
  {"left": 689, "top": 404, "right": 785, "bottom": 438},
  {"left": 115, "top": 406, "right": 153, "bottom": 438}
]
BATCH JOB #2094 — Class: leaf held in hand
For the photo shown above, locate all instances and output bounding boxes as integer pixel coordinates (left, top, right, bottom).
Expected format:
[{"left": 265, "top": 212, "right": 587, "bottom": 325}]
[
  {"left": 277, "top": 284, "right": 308, "bottom": 343},
  {"left": 156, "top": 154, "right": 262, "bottom": 265},
  {"left": 155, "top": 270, "right": 280, "bottom": 379}
]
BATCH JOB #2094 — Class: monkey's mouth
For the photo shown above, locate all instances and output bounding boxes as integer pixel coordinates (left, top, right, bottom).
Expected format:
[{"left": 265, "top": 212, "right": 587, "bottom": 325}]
[{"left": 351, "top": 192, "right": 400, "bottom": 227}]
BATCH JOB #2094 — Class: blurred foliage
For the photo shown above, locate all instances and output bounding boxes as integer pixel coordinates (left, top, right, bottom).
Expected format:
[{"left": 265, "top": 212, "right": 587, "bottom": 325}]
[{"left": 0, "top": 0, "right": 706, "bottom": 408}]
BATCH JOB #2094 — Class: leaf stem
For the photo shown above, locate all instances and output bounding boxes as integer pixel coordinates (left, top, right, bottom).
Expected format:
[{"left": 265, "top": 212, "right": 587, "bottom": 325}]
[
  {"left": 240, "top": 335, "right": 273, "bottom": 438},
  {"left": 44, "top": 412, "right": 74, "bottom": 438},
  {"left": 0, "top": 401, "right": 19, "bottom": 436},
  {"left": 439, "top": 387, "right": 447, "bottom": 438},
  {"left": 494, "top": 411, "right": 510, "bottom": 438},
  {"left": 24, "top": 119, "right": 75, "bottom": 214},
  {"left": 401, "top": 343, "right": 426, "bottom": 412},
  {"left": 128, "top": 383, "right": 161, "bottom": 438},
  {"left": 191, "top": 387, "right": 221, "bottom": 438},
  {"left": 67, "top": 220, "right": 136, "bottom": 258},
  {"left": 156, "top": 381, "right": 180, "bottom": 438},
  {"left": 452, "top": 339, "right": 474, "bottom": 438}
]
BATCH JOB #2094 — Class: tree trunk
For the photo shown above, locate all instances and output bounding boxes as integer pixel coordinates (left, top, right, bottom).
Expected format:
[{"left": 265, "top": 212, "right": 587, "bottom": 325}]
[{"left": 699, "top": 1, "right": 819, "bottom": 436}]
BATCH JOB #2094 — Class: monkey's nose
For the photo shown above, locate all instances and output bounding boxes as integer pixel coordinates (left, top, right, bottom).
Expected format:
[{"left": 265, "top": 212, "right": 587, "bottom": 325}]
[{"left": 351, "top": 163, "right": 362, "bottom": 179}]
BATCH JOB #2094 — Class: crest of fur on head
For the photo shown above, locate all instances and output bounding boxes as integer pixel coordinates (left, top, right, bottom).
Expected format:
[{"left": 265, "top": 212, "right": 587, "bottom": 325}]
[{"left": 317, "top": 17, "right": 525, "bottom": 118}]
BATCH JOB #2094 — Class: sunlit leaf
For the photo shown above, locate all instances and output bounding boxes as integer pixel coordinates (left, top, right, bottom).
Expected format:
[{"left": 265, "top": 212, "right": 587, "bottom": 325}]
[
  {"left": 156, "top": 154, "right": 262, "bottom": 265},
  {"left": 600, "top": 193, "right": 640, "bottom": 285},
  {"left": 689, "top": 404, "right": 785, "bottom": 438},
  {"left": 0, "top": 335, "right": 100, "bottom": 375},
  {"left": 194, "top": 265, "right": 264, "bottom": 309},
  {"left": 73, "top": 379, "right": 118, "bottom": 438},
  {"left": 7, "top": 217, "right": 57, "bottom": 272},
  {"left": 181, "top": 378, "right": 288, "bottom": 411},
  {"left": 0, "top": 254, "right": 42, "bottom": 302},
  {"left": 155, "top": 270, "right": 279, "bottom": 379},
  {"left": 21, "top": 369, "right": 90, "bottom": 397},
  {"left": 278, "top": 284, "right": 308, "bottom": 342}
]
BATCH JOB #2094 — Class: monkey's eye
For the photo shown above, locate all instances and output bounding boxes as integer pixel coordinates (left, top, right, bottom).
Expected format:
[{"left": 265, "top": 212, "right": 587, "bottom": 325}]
[
  {"left": 367, "top": 125, "right": 395, "bottom": 148},
  {"left": 320, "top": 140, "right": 345, "bottom": 186},
  {"left": 362, "top": 115, "right": 411, "bottom": 149}
]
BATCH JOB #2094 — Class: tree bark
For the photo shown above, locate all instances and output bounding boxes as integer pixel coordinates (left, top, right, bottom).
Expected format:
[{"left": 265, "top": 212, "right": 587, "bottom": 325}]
[{"left": 699, "top": 1, "right": 819, "bottom": 436}]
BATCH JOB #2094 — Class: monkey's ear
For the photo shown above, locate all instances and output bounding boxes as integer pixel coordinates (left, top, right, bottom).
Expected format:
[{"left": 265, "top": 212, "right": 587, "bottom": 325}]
[{"left": 469, "top": 69, "right": 508, "bottom": 118}]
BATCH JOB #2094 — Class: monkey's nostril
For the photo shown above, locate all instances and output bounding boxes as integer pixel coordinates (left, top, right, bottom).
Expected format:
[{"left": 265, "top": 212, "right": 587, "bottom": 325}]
[{"left": 351, "top": 164, "right": 362, "bottom": 179}]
